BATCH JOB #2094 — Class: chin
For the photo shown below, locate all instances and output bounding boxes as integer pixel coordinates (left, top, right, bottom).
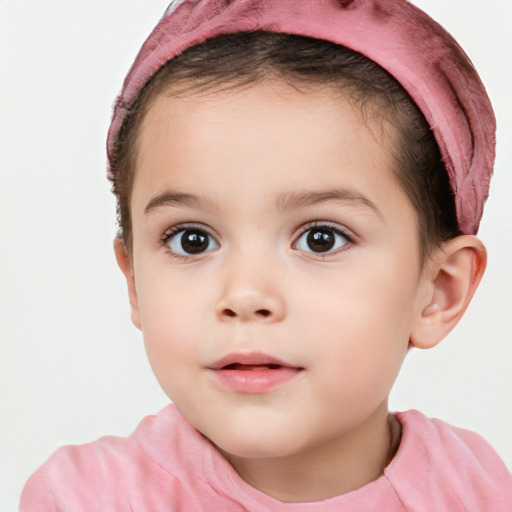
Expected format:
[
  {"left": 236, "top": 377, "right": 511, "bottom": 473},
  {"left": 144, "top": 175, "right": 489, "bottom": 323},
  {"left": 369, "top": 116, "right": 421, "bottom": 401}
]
[
  {"left": 217, "top": 438, "right": 299, "bottom": 460},
  {"left": 205, "top": 423, "right": 308, "bottom": 460}
]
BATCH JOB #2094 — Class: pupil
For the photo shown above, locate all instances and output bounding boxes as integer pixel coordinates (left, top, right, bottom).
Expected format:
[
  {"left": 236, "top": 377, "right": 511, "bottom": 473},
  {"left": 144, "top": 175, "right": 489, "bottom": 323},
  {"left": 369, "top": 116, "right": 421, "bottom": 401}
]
[
  {"left": 181, "top": 230, "right": 208, "bottom": 254},
  {"left": 307, "top": 229, "right": 335, "bottom": 252}
]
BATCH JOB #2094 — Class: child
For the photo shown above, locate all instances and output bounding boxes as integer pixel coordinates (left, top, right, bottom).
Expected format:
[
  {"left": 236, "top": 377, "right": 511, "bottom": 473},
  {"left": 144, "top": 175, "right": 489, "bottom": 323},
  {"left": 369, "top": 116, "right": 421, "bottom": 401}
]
[{"left": 20, "top": 0, "right": 512, "bottom": 509}]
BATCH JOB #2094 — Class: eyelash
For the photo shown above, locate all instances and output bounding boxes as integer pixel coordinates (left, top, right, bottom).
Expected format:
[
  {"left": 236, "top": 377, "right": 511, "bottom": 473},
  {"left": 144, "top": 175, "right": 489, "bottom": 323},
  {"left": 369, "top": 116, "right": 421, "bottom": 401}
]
[
  {"left": 293, "top": 222, "right": 354, "bottom": 256},
  {"left": 160, "top": 223, "right": 219, "bottom": 261},
  {"left": 159, "top": 221, "right": 354, "bottom": 260}
]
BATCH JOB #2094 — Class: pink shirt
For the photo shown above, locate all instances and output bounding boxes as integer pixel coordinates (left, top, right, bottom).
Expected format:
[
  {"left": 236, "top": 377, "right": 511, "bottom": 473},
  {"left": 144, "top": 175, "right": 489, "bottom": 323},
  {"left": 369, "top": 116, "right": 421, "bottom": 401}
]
[{"left": 20, "top": 405, "right": 512, "bottom": 511}]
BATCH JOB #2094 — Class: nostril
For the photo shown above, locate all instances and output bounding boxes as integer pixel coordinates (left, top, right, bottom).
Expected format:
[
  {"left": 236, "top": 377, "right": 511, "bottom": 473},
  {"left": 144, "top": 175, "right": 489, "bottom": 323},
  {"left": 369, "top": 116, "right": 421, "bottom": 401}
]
[{"left": 218, "top": 306, "right": 275, "bottom": 320}]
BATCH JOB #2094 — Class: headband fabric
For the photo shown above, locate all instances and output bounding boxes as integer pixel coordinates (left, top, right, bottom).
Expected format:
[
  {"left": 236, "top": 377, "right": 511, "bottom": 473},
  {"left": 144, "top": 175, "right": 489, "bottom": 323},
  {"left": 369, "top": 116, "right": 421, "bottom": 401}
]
[{"left": 107, "top": 0, "right": 495, "bottom": 235}]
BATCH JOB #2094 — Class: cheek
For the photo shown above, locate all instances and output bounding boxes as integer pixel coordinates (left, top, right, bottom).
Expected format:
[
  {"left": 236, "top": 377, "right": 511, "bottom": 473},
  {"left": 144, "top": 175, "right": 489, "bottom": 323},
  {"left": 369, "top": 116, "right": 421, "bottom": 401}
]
[
  {"left": 300, "top": 261, "right": 418, "bottom": 338},
  {"left": 137, "top": 260, "right": 211, "bottom": 329},
  {"left": 296, "top": 257, "right": 418, "bottom": 389},
  {"left": 134, "top": 269, "right": 208, "bottom": 382}
]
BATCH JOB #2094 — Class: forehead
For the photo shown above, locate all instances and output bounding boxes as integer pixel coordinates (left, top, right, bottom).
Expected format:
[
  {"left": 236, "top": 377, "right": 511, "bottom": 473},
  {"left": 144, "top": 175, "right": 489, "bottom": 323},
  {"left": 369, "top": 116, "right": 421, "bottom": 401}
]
[
  {"left": 132, "top": 80, "right": 410, "bottom": 223},
  {"left": 136, "top": 80, "right": 396, "bottom": 180}
]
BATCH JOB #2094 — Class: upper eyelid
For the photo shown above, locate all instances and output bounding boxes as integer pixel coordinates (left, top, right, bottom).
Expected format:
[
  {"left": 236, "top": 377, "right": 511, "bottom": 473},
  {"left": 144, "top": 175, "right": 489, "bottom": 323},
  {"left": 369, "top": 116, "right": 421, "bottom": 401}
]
[
  {"left": 294, "top": 221, "right": 354, "bottom": 241},
  {"left": 161, "top": 222, "right": 219, "bottom": 241},
  {"left": 159, "top": 221, "right": 355, "bottom": 247}
]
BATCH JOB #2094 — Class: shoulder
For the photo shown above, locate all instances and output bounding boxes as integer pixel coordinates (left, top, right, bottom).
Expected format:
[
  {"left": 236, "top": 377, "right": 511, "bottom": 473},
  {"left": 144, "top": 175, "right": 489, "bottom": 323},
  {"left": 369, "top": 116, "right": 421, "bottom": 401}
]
[
  {"left": 385, "top": 410, "right": 512, "bottom": 512},
  {"left": 19, "top": 404, "right": 213, "bottom": 511}
]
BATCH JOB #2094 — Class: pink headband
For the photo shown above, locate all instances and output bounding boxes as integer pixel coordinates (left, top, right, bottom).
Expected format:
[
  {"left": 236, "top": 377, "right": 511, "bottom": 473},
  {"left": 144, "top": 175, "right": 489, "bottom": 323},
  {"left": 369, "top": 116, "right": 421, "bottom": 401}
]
[{"left": 107, "top": 0, "right": 495, "bottom": 235}]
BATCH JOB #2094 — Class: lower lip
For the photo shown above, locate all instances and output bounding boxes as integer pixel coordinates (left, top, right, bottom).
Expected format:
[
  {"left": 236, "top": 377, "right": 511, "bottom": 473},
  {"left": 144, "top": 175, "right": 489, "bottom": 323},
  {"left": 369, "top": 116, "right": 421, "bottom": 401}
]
[{"left": 209, "top": 367, "right": 302, "bottom": 393}]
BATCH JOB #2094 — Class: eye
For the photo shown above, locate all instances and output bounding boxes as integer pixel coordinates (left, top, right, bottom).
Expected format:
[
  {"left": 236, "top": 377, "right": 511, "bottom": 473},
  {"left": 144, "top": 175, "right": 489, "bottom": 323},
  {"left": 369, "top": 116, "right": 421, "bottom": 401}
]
[
  {"left": 295, "top": 225, "right": 350, "bottom": 254},
  {"left": 165, "top": 227, "right": 219, "bottom": 256}
]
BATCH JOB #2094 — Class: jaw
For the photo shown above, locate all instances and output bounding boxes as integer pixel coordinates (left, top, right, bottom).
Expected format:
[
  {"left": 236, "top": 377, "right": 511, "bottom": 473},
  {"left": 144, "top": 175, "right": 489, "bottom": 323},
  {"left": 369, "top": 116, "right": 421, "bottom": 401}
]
[{"left": 216, "top": 400, "right": 394, "bottom": 502}]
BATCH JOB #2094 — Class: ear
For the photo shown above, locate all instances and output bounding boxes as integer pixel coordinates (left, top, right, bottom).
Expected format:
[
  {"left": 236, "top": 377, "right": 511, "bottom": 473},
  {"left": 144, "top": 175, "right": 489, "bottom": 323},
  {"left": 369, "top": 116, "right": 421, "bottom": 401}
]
[
  {"left": 113, "top": 237, "right": 142, "bottom": 330},
  {"left": 410, "top": 236, "right": 487, "bottom": 350}
]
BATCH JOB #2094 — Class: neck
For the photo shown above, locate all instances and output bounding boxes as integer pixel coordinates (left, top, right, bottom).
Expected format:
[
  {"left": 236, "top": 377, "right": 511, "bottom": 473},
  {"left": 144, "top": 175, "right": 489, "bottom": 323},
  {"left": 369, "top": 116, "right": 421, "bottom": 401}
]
[{"left": 221, "top": 402, "right": 401, "bottom": 503}]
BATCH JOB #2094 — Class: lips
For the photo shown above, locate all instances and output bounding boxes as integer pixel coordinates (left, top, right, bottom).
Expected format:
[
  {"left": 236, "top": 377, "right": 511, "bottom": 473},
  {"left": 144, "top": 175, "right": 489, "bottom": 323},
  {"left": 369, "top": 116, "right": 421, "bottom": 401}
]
[{"left": 207, "top": 352, "right": 303, "bottom": 393}]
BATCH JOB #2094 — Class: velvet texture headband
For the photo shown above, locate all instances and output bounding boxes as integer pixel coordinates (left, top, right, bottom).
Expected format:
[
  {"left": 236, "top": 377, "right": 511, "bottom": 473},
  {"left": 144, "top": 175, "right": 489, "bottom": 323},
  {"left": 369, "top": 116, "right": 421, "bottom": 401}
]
[{"left": 107, "top": 0, "right": 495, "bottom": 235}]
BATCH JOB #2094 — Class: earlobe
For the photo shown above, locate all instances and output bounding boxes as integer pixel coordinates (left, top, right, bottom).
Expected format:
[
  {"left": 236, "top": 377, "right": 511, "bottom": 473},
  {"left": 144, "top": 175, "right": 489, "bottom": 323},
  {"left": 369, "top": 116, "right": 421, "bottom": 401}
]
[
  {"left": 410, "top": 236, "right": 487, "bottom": 349},
  {"left": 113, "top": 237, "right": 142, "bottom": 330}
]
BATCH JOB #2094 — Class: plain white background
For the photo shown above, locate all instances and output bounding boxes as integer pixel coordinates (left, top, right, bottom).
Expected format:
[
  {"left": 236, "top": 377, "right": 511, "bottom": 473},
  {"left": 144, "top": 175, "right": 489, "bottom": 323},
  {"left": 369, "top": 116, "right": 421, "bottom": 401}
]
[{"left": 1, "top": 0, "right": 511, "bottom": 509}]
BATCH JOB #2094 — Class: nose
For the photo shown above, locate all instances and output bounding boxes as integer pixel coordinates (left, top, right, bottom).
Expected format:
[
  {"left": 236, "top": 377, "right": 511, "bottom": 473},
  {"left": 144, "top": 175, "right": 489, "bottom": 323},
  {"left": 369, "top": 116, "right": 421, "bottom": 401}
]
[{"left": 215, "top": 259, "right": 286, "bottom": 323}]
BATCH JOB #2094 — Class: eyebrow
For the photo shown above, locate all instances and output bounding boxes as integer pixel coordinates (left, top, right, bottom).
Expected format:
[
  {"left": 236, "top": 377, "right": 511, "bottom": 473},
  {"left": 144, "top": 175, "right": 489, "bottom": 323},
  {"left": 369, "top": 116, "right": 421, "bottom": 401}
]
[
  {"left": 144, "top": 187, "right": 383, "bottom": 219},
  {"left": 275, "top": 188, "right": 383, "bottom": 219},
  {"left": 144, "top": 191, "right": 218, "bottom": 214}
]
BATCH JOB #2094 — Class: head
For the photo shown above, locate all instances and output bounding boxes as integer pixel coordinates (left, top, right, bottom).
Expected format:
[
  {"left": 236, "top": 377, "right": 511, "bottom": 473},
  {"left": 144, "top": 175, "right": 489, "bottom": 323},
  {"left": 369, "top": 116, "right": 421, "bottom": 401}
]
[{"left": 108, "top": 0, "right": 492, "bottom": 498}]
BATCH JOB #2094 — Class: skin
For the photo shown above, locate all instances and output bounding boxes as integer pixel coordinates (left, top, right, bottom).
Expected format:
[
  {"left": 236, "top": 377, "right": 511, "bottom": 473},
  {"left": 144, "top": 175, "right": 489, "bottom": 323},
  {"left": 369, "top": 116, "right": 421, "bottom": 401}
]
[{"left": 115, "top": 80, "right": 486, "bottom": 502}]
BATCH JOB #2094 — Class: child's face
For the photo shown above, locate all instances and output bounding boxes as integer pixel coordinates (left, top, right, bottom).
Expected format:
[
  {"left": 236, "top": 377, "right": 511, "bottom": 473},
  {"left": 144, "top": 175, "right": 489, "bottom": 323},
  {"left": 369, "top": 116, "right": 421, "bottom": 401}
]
[{"left": 124, "top": 81, "right": 430, "bottom": 461}]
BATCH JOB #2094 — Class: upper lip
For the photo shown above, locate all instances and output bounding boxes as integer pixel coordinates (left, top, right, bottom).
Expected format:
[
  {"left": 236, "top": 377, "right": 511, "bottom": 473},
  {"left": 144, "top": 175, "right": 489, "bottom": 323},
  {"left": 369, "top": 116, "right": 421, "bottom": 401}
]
[{"left": 207, "top": 352, "right": 301, "bottom": 370}]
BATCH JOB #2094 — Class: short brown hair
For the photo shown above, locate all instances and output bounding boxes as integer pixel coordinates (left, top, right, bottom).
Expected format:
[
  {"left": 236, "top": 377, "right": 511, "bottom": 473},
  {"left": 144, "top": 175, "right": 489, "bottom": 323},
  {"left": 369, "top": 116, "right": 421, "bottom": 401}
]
[{"left": 109, "top": 32, "right": 460, "bottom": 259}]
